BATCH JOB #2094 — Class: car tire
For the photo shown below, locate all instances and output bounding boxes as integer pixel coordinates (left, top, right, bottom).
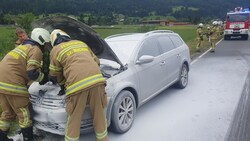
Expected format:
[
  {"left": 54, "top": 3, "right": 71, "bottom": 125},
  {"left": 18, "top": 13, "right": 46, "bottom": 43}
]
[
  {"left": 175, "top": 64, "right": 188, "bottom": 89},
  {"left": 244, "top": 35, "right": 248, "bottom": 40},
  {"left": 224, "top": 35, "right": 230, "bottom": 40},
  {"left": 110, "top": 90, "right": 136, "bottom": 134}
]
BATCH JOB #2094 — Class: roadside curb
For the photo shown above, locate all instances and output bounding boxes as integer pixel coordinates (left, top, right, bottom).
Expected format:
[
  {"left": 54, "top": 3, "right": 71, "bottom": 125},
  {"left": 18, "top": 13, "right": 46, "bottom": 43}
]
[{"left": 225, "top": 71, "right": 250, "bottom": 141}]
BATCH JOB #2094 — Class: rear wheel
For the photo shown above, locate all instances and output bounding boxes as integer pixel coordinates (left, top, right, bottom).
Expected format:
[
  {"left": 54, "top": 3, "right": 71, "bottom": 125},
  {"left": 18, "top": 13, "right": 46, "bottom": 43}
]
[
  {"left": 244, "top": 35, "right": 249, "bottom": 40},
  {"left": 110, "top": 90, "right": 136, "bottom": 133},
  {"left": 224, "top": 35, "right": 230, "bottom": 40},
  {"left": 175, "top": 64, "right": 188, "bottom": 89}
]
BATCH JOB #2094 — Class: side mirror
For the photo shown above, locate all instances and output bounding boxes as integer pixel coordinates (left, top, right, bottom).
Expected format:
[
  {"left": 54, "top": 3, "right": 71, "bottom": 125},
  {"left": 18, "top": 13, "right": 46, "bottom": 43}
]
[{"left": 136, "top": 55, "right": 154, "bottom": 64}]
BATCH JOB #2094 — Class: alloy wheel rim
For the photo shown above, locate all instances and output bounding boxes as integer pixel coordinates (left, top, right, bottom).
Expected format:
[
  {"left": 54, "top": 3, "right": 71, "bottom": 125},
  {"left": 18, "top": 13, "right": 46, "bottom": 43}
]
[
  {"left": 181, "top": 67, "right": 188, "bottom": 86},
  {"left": 118, "top": 96, "right": 134, "bottom": 128}
]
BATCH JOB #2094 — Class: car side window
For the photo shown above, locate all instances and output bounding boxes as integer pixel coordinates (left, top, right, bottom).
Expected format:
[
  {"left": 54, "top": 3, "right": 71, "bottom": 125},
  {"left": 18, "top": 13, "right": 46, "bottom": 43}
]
[
  {"left": 138, "top": 38, "right": 161, "bottom": 58},
  {"left": 157, "top": 36, "right": 176, "bottom": 53},
  {"left": 169, "top": 35, "right": 184, "bottom": 47}
]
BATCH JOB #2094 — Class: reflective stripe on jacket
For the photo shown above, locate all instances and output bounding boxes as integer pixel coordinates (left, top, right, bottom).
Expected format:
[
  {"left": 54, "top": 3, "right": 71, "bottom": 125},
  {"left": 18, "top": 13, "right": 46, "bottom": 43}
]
[
  {"left": 49, "top": 40, "right": 105, "bottom": 96},
  {"left": 0, "top": 44, "right": 43, "bottom": 96},
  {"left": 196, "top": 28, "right": 203, "bottom": 40}
]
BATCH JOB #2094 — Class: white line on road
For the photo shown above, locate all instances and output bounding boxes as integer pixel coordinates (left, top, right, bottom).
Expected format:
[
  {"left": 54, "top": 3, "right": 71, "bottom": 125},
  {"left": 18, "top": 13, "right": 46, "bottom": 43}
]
[{"left": 191, "top": 39, "right": 223, "bottom": 65}]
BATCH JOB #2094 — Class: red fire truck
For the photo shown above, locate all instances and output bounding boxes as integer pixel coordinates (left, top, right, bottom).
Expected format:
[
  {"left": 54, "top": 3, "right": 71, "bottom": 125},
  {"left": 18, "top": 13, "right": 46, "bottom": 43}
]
[{"left": 224, "top": 7, "right": 250, "bottom": 40}]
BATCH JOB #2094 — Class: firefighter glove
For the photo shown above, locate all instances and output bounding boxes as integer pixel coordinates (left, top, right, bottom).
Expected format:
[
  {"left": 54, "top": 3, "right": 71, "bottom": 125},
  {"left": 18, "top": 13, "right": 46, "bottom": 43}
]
[
  {"left": 39, "top": 73, "right": 49, "bottom": 85},
  {"left": 58, "top": 85, "right": 65, "bottom": 96}
]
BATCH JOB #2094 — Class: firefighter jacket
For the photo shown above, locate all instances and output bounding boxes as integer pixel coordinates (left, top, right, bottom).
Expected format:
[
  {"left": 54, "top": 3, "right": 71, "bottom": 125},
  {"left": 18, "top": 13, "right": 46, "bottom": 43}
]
[
  {"left": 49, "top": 40, "right": 105, "bottom": 97},
  {"left": 15, "top": 39, "right": 22, "bottom": 47},
  {"left": 196, "top": 28, "right": 204, "bottom": 40},
  {"left": 0, "top": 41, "right": 44, "bottom": 97},
  {"left": 211, "top": 26, "right": 220, "bottom": 40},
  {"left": 206, "top": 29, "right": 212, "bottom": 38}
]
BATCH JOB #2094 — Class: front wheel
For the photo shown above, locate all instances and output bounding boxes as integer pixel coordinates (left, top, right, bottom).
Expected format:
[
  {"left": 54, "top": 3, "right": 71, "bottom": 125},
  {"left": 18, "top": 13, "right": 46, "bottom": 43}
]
[
  {"left": 175, "top": 64, "right": 188, "bottom": 89},
  {"left": 110, "top": 90, "right": 136, "bottom": 134}
]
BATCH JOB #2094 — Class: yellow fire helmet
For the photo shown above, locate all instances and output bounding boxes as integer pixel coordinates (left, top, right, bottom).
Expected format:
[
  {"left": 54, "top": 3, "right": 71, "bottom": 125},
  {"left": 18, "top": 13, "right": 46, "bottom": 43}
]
[{"left": 50, "top": 29, "right": 71, "bottom": 46}]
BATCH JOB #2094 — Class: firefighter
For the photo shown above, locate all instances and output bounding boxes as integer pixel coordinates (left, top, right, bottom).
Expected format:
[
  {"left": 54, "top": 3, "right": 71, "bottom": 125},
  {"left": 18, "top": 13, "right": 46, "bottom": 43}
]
[
  {"left": 0, "top": 28, "right": 50, "bottom": 141},
  {"left": 15, "top": 27, "right": 29, "bottom": 47},
  {"left": 210, "top": 21, "right": 218, "bottom": 52},
  {"left": 206, "top": 26, "right": 212, "bottom": 46},
  {"left": 49, "top": 29, "right": 108, "bottom": 141},
  {"left": 196, "top": 23, "right": 204, "bottom": 52}
]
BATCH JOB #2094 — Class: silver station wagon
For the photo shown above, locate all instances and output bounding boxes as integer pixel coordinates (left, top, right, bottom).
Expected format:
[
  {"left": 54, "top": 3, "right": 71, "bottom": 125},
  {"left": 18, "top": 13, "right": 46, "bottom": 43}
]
[{"left": 29, "top": 16, "right": 191, "bottom": 135}]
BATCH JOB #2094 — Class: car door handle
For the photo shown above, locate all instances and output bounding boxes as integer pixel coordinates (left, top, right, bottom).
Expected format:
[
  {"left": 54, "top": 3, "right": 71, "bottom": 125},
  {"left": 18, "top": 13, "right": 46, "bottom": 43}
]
[{"left": 160, "top": 61, "right": 166, "bottom": 66}]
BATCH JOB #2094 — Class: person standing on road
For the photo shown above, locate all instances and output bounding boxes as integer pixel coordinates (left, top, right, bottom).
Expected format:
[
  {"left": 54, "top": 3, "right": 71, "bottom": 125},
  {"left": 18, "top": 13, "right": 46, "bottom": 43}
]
[
  {"left": 196, "top": 23, "right": 204, "bottom": 52},
  {"left": 15, "top": 27, "right": 29, "bottom": 47},
  {"left": 49, "top": 29, "right": 108, "bottom": 141},
  {"left": 210, "top": 21, "right": 219, "bottom": 52},
  {"left": 206, "top": 26, "right": 212, "bottom": 47},
  {"left": 0, "top": 28, "right": 50, "bottom": 141}
]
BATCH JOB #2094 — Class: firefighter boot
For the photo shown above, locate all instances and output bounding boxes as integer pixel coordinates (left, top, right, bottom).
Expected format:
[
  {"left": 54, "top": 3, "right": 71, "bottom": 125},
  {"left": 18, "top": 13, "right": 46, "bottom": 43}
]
[
  {"left": 21, "top": 126, "right": 34, "bottom": 141},
  {"left": 0, "top": 130, "right": 14, "bottom": 141}
]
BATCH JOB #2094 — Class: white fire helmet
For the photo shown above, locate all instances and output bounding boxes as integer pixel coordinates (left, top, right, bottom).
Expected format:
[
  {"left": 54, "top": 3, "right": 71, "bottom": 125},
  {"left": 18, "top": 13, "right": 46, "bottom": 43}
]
[
  {"left": 31, "top": 28, "right": 50, "bottom": 46},
  {"left": 212, "top": 21, "right": 218, "bottom": 26},
  {"left": 50, "top": 29, "right": 71, "bottom": 46}
]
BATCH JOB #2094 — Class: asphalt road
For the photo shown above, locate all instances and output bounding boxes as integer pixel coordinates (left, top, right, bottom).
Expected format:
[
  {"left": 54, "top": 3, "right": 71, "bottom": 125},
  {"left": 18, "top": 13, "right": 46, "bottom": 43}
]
[{"left": 34, "top": 38, "right": 250, "bottom": 141}]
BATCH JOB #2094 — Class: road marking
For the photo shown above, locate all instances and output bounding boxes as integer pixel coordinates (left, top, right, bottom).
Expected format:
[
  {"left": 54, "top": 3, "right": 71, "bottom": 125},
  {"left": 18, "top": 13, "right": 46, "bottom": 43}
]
[{"left": 191, "top": 39, "right": 223, "bottom": 65}]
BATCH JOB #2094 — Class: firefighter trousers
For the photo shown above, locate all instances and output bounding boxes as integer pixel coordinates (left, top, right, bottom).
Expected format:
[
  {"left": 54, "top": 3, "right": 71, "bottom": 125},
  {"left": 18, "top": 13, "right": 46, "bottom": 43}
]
[
  {"left": 211, "top": 39, "right": 217, "bottom": 50},
  {"left": 0, "top": 93, "right": 32, "bottom": 131},
  {"left": 65, "top": 84, "right": 108, "bottom": 141}
]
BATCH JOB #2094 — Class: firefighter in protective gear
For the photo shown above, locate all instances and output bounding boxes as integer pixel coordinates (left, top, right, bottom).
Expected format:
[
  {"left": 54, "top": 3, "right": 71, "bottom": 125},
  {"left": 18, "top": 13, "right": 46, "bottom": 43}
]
[
  {"left": 49, "top": 29, "right": 108, "bottom": 141},
  {"left": 206, "top": 26, "right": 212, "bottom": 46},
  {"left": 210, "top": 21, "right": 219, "bottom": 52},
  {"left": 196, "top": 23, "right": 204, "bottom": 52},
  {"left": 0, "top": 28, "right": 50, "bottom": 141}
]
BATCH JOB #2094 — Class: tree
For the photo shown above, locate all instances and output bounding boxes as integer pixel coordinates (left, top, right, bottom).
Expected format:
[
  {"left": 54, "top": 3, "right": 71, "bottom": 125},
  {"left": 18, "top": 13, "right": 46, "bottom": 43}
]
[
  {"left": 2, "top": 13, "right": 36, "bottom": 33},
  {"left": 3, "top": 14, "right": 16, "bottom": 24},
  {"left": 16, "top": 13, "right": 36, "bottom": 33}
]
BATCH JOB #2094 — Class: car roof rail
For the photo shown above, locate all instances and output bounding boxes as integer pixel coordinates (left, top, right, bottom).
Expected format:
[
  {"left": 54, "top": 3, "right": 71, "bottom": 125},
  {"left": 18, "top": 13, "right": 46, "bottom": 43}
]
[
  {"left": 105, "top": 33, "right": 139, "bottom": 39},
  {"left": 145, "top": 30, "right": 174, "bottom": 35}
]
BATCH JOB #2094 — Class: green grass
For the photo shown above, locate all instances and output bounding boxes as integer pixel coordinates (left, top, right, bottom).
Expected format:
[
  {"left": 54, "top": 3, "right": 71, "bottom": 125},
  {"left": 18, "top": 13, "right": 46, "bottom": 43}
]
[
  {"left": 158, "top": 25, "right": 196, "bottom": 42},
  {"left": 94, "top": 25, "right": 197, "bottom": 42},
  {"left": 0, "top": 26, "right": 16, "bottom": 59},
  {"left": 94, "top": 26, "right": 138, "bottom": 39}
]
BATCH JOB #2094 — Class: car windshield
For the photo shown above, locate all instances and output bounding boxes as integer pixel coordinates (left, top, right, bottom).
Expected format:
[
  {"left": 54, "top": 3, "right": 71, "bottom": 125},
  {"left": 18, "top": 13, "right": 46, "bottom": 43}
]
[
  {"left": 227, "top": 13, "right": 249, "bottom": 22},
  {"left": 106, "top": 40, "right": 139, "bottom": 65}
]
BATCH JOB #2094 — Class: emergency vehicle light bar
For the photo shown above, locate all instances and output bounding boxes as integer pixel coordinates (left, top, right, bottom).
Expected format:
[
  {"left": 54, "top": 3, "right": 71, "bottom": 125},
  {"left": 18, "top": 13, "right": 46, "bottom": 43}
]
[{"left": 242, "top": 8, "right": 250, "bottom": 12}]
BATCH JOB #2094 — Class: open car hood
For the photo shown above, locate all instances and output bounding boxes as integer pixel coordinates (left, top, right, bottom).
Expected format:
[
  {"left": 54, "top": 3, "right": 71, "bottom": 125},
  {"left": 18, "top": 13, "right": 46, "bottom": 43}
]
[{"left": 31, "top": 15, "right": 122, "bottom": 66}]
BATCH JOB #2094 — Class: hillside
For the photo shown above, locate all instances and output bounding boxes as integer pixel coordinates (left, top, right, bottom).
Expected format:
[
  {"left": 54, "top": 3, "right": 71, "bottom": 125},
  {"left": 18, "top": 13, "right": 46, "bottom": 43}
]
[{"left": 0, "top": 0, "right": 249, "bottom": 22}]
